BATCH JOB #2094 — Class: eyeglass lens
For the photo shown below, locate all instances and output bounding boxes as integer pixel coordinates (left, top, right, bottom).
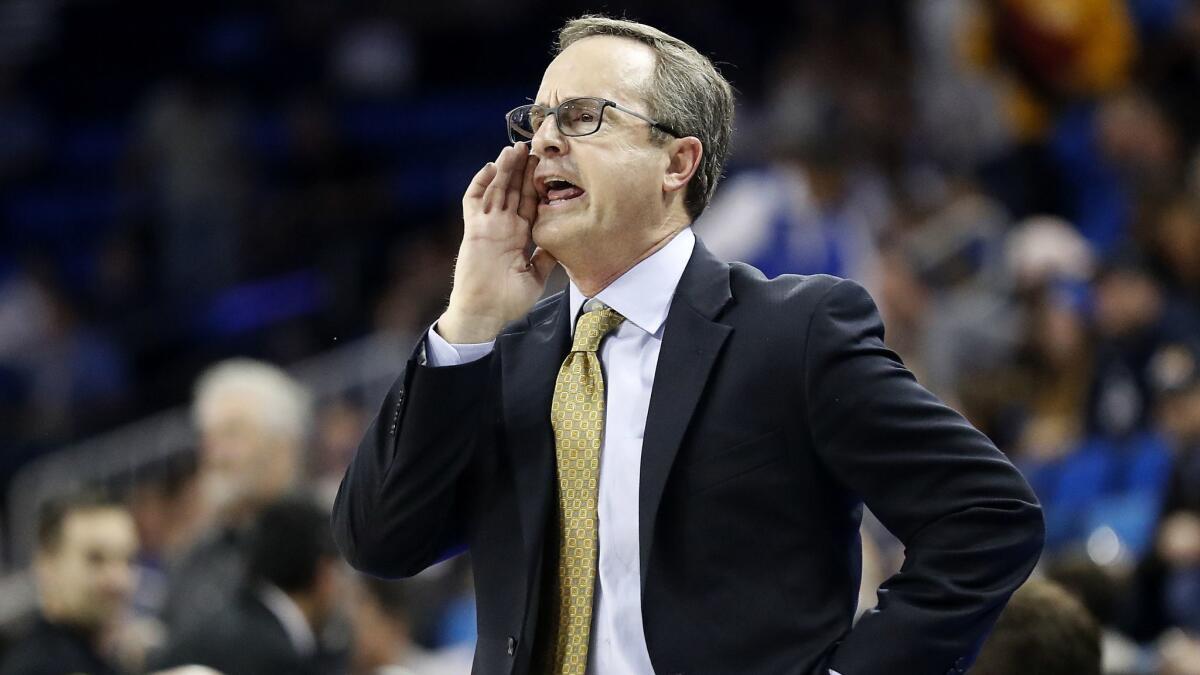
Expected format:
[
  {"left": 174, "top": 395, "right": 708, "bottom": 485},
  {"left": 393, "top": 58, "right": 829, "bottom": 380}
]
[{"left": 508, "top": 98, "right": 605, "bottom": 142}]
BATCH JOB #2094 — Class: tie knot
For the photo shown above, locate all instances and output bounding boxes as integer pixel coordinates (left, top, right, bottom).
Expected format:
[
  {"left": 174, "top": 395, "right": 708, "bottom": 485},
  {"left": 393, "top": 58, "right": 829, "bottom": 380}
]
[{"left": 571, "top": 306, "right": 625, "bottom": 352}]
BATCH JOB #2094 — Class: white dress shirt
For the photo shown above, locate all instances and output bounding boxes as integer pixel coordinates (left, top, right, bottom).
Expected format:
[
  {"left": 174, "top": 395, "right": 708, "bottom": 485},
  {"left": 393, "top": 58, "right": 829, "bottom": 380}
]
[
  {"left": 256, "top": 582, "right": 317, "bottom": 657},
  {"left": 426, "top": 228, "right": 842, "bottom": 675}
]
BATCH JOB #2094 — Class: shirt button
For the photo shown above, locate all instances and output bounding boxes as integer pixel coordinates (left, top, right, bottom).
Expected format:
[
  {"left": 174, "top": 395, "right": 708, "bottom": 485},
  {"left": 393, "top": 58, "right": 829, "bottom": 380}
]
[{"left": 506, "top": 636, "right": 516, "bottom": 656}]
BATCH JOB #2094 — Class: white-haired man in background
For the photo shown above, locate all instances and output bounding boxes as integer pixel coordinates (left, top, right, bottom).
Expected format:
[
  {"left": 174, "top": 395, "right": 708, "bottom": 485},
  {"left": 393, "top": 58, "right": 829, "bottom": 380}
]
[{"left": 159, "top": 358, "right": 312, "bottom": 639}]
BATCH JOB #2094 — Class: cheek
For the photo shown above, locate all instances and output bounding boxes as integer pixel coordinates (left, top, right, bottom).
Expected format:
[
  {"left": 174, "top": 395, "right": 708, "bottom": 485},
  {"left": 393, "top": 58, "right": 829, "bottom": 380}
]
[
  {"left": 580, "top": 140, "right": 660, "bottom": 191},
  {"left": 205, "top": 436, "right": 252, "bottom": 471},
  {"left": 62, "top": 569, "right": 93, "bottom": 604},
  {"left": 592, "top": 156, "right": 661, "bottom": 208}
]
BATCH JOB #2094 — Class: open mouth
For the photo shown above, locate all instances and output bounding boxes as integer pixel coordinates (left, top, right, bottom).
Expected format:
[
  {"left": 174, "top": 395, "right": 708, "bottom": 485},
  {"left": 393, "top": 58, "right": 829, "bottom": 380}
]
[{"left": 541, "top": 178, "right": 586, "bottom": 206}]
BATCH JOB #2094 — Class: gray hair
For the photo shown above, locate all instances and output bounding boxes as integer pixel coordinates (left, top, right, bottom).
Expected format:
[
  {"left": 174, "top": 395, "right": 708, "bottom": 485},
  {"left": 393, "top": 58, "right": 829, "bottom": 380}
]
[
  {"left": 557, "top": 16, "right": 735, "bottom": 220},
  {"left": 192, "top": 358, "right": 312, "bottom": 442}
]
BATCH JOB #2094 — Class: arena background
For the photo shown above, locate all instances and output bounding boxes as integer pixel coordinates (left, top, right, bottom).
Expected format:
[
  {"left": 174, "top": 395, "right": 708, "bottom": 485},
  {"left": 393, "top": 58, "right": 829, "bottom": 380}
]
[{"left": 1, "top": 1, "right": 1199, "bottom": 673}]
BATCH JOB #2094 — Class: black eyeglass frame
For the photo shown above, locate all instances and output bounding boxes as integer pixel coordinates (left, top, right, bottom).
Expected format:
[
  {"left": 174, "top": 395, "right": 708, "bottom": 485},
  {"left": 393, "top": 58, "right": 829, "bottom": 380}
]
[{"left": 505, "top": 96, "right": 682, "bottom": 143}]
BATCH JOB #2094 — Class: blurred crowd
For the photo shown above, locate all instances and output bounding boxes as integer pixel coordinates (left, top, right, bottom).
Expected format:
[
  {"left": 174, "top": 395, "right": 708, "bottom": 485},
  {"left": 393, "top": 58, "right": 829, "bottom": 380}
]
[
  {"left": 2, "top": 0, "right": 1200, "bottom": 673},
  {"left": 1, "top": 358, "right": 476, "bottom": 674}
]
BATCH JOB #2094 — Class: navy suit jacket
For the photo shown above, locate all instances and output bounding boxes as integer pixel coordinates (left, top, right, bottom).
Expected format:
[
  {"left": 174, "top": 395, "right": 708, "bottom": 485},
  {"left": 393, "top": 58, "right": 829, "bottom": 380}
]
[{"left": 332, "top": 238, "right": 1044, "bottom": 675}]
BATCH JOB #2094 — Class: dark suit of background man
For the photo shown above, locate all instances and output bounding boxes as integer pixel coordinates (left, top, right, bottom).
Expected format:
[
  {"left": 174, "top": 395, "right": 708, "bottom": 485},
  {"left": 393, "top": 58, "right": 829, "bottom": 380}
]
[
  {"left": 157, "top": 497, "right": 345, "bottom": 675},
  {"left": 332, "top": 15, "right": 1045, "bottom": 675}
]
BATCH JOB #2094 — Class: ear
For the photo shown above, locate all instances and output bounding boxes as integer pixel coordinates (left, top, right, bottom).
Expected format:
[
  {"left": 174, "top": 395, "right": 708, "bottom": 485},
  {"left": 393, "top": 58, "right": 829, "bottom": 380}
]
[{"left": 662, "top": 136, "right": 703, "bottom": 196}]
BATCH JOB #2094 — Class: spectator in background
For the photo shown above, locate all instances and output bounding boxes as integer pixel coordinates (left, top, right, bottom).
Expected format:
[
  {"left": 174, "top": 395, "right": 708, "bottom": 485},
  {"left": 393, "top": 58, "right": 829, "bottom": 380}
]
[
  {"left": 0, "top": 260, "right": 130, "bottom": 443},
  {"left": 890, "top": 173, "right": 1016, "bottom": 402},
  {"left": 349, "top": 577, "right": 471, "bottom": 675},
  {"left": 1123, "top": 341, "right": 1200, "bottom": 650},
  {"left": 253, "top": 91, "right": 389, "bottom": 294},
  {"left": 969, "top": 578, "right": 1101, "bottom": 675},
  {"left": 962, "top": 216, "right": 1095, "bottom": 458},
  {"left": 1148, "top": 196, "right": 1200, "bottom": 307},
  {"left": 908, "top": 0, "right": 1011, "bottom": 177},
  {"left": 133, "top": 67, "right": 247, "bottom": 301},
  {"left": 0, "top": 494, "right": 138, "bottom": 675},
  {"left": 370, "top": 228, "right": 458, "bottom": 344},
  {"left": 1087, "top": 256, "right": 1200, "bottom": 441},
  {"left": 1144, "top": 0, "right": 1200, "bottom": 152},
  {"left": 694, "top": 46, "right": 891, "bottom": 287},
  {"left": 1159, "top": 635, "right": 1200, "bottom": 675},
  {"left": 1042, "top": 556, "right": 1143, "bottom": 674},
  {"left": 116, "top": 453, "right": 207, "bottom": 671},
  {"left": 312, "top": 396, "right": 370, "bottom": 509},
  {"left": 1095, "top": 90, "right": 1183, "bottom": 225},
  {"left": 156, "top": 497, "right": 344, "bottom": 675},
  {"left": 970, "top": 0, "right": 1135, "bottom": 139},
  {"left": 961, "top": 0, "right": 1135, "bottom": 229},
  {"left": 159, "top": 358, "right": 311, "bottom": 639}
]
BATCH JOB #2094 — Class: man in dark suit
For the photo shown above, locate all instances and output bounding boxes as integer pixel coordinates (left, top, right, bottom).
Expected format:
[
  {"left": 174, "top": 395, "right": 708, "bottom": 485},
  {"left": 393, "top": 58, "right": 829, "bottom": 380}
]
[
  {"left": 157, "top": 497, "right": 345, "bottom": 675},
  {"left": 0, "top": 494, "right": 138, "bottom": 675},
  {"left": 332, "top": 15, "right": 1044, "bottom": 675}
]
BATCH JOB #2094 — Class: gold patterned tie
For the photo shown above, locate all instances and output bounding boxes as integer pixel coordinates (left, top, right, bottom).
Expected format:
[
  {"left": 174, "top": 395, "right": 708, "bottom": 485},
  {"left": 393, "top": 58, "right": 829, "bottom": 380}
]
[{"left": 546, "top": 303, "right": 625, "bottom": 674}]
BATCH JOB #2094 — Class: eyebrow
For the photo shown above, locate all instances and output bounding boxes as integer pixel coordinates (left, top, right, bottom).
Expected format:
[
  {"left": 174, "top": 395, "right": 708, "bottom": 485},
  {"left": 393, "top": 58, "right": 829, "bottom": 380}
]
[{"left": 531, "top": 92, "right": 604, "bottom": 106}]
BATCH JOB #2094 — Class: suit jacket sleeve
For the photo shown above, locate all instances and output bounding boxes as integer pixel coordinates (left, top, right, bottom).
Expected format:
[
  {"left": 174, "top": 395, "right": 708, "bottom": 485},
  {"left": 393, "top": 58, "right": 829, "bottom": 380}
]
[
  {"left": 806, "top": 279, "right": 1045, "bottom": 675},
  {"left": 331, "top": 337, "right": 495, "bottom": 578}
]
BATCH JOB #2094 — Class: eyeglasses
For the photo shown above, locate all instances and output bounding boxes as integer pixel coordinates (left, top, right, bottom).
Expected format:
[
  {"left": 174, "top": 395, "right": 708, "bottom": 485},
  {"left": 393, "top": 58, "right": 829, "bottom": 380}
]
[{"left": 505, "top": 96, "right": 681, "bottom": 143}]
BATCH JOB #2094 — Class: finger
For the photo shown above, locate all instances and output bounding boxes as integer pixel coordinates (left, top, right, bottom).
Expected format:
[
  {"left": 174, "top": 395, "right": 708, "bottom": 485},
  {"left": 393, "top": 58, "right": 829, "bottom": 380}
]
[
  {"left": 517, "top": 149, "right": 540, "bottom": 223},
  {"left": 527, "top": 246, "right": 558, "bottom": 282},
  {"left": 506, "top": 142, "right": 528, "bottom": 209},
  {"left": 482, "top": 146, "right": 516, "bottom": 214},
  {"left": 464, "top": 162, "right": 498, "bottom": 203}
]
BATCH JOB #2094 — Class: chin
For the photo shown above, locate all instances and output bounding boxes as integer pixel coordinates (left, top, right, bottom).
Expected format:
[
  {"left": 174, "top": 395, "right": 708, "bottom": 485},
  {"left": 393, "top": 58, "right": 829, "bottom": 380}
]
[{"left": 531, "top": 216, "right": 577, "bottom": 252}]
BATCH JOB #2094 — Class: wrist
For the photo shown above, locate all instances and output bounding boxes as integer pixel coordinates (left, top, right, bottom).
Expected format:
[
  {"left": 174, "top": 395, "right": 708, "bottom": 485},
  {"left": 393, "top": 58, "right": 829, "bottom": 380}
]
[{"left": 436, "top": 308, "right": 505, "bottom": 344}]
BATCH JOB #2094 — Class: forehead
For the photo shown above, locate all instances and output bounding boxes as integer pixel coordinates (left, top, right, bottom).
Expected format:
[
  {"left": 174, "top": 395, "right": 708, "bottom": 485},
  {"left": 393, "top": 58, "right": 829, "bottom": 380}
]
[
  {"left": 537, "top": 35, "right": 657, "bottom": 106},
  {"left": 201, "top": 390, "right": 262, "bottom": 427},
  {"left": 59, "top": 509, "right": 137, "bottom": 553}
]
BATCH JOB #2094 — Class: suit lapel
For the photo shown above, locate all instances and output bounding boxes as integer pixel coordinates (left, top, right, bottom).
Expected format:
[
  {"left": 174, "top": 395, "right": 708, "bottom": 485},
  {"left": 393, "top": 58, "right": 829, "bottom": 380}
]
[
  {"left": 639, "top": 241, "right": 733, "bottom": 593},
  {"left": 498, "top": 293, "right": 570, "bottom": 617}
]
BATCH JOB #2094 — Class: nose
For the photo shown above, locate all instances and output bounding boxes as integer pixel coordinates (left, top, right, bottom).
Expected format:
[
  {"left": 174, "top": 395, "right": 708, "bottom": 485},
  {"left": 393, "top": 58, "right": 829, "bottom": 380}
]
[{"left": 531, "top": 112, "right": 566, "bottom": 159}]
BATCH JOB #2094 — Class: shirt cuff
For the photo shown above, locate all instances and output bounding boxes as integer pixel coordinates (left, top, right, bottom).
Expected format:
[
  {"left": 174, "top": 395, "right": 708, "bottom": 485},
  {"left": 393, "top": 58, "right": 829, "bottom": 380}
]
[{"left": 424, "top": 323, "right": 496, "bottom": 367}]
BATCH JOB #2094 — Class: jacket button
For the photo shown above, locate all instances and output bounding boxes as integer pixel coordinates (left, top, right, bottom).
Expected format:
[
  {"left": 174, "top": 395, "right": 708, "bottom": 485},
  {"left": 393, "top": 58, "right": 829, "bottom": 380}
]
[{"left": 506, "top": 636, "right": 516, "bottom": 656}]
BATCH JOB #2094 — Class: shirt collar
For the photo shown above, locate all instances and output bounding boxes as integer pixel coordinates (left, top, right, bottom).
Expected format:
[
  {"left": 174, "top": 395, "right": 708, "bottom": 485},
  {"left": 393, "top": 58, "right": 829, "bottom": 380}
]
[
  {"left": 568, "top": 227, "right": 695, "bottom": 337},
  {"left": 256, "top": 582, "right": 317, "bottom": 657}
]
